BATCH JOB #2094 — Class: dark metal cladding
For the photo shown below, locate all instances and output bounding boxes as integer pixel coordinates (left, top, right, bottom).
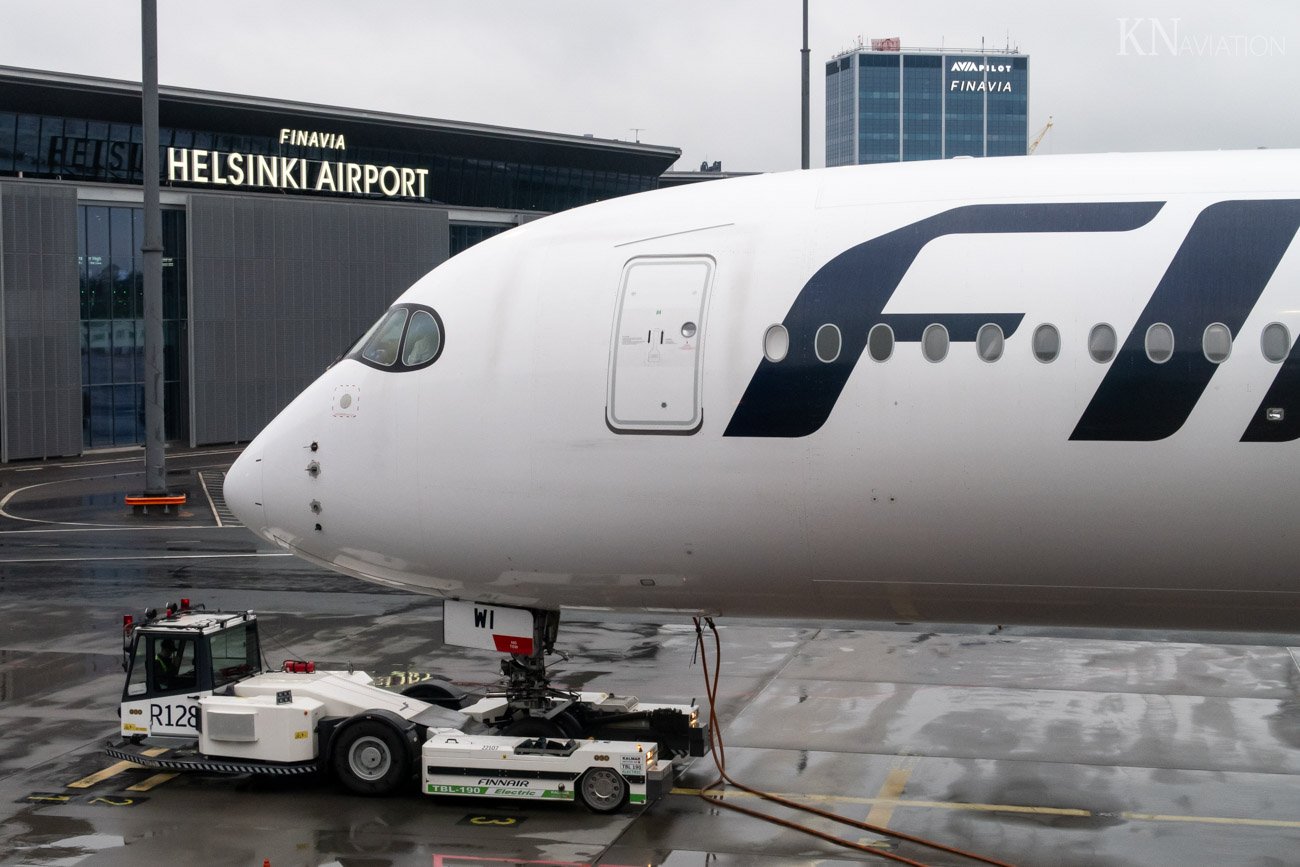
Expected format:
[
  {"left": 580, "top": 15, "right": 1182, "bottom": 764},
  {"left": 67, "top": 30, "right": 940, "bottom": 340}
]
[
  {"left": 724, "top": 202, "right": 1165, "bottom": 438},
  {"left": 1073, "top": 199, "right": 1300, "bottom": 441}
]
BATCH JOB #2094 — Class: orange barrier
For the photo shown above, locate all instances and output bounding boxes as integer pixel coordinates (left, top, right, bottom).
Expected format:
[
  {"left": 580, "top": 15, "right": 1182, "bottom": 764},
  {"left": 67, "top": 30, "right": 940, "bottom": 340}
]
[{"left": 124, "top": 494, "right": 187, "bottom": 506}]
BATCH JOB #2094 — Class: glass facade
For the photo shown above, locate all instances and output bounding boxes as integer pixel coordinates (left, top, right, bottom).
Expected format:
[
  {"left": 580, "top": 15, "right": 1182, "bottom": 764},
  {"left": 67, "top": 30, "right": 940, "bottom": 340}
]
[
  {"left": 858, "top": 54, "right": 901, "bottom": 164},
  {"left": 987, "top": 57, "right": 1029, "bottom": 156},
  {"left": 943, "top": 55, "right": 986, "bottom": 158},
  {"left": 825, "top": 50, "right": 1029, "bottom": 166},
  {"left": 824, "top": 57, "right": 855, "bottom": 167},
  {"left": 449, "top": 223, "right": 511, "bottom": 256},
  {"left": 902, "top": 55, "right": 942, "bottom": 161},
  {"left": 0, "top": 110, "right": 658, "bottom": 212},
  {"left": 78, "top": 204, "right": 188, "bottom": 448}
]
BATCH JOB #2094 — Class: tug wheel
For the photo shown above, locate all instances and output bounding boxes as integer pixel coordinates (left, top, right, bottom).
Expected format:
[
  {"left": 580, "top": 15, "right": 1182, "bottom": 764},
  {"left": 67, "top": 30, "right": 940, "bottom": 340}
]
[
  {"left": 332, "top": 719, "right": 409, "bottom": 796},
  {"left": 577, "top": 766, "right": 628, "bottom": 814}
]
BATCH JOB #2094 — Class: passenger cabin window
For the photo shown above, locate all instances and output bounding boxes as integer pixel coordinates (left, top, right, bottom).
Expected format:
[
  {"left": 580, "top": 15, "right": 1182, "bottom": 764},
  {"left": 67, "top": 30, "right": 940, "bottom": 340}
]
[
  {"left": 1089, "top": 324, "right": 1117, "bottom": 363},
  {"left": 1262, "top": 322, "right": 1291, "bottom": 362},
  {"left": 976, "top": 323, "right": 1003, "bottom": 362},
  {"left": 1202, "top": 323, "right": 1232, "bottom": 364},
  {"left": 347, "top": 304, "right": 446, "bottom": 372},
  {"left": 922, "top": 323, "right": 948, "bottom": 362},
  {"left": 1032, "top": 324, "right": 1060, "bottom": 363},
  {"left": 867, "top": 323, "right": 893, "bottom": 362},
  {"left": 815, "top": 324, "right": 841, "bottom": 363},
  {"left": 763, "top": 324, "right": 789, "bottom": 363},
  {"left": 1146, "top": 323, "right": 1174, "bottom": 364}
]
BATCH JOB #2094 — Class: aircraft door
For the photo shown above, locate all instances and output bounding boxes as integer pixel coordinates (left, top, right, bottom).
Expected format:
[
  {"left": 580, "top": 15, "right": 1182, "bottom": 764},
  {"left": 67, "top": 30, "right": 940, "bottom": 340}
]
[{"left": 606, "top": 256, "right": 714, "bottom": 433}]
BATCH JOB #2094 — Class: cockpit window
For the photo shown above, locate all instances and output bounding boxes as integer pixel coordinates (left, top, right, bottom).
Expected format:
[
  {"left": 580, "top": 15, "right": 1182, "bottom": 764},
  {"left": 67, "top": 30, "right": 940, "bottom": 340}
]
[
  {"left": 346, "top": 303, "right": 446, "bottom": 372},
  {"left": 361, "top": 308, "right": 409, "bottom": 367},
  {"left": 402, "top": 310, "right": 442, "bottom": 366}
]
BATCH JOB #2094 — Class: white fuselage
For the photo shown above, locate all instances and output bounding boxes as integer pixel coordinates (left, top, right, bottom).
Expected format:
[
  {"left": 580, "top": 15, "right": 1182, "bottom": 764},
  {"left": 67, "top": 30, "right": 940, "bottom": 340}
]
[{"left": 226, "top": 151, "right": 1300, "bottom": 632}]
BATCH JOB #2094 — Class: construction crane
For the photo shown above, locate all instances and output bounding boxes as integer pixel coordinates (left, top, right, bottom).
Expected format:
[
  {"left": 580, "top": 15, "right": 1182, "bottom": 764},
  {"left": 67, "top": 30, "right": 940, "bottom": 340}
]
[{"left": 1028, "top": 116, "right": 1054, "bottom": 155}]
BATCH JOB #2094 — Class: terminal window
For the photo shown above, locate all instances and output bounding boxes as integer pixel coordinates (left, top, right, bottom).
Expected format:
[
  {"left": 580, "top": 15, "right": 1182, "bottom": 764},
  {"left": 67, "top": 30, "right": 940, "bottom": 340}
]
[{"left": 78, "top": 204, "right": 189, "bottom": 448}]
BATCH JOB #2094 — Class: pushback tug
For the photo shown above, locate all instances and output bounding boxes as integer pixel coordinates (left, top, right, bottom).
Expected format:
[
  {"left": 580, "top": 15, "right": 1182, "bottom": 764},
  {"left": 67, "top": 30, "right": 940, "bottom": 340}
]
[{"left": 109, "top": 600, "right": 703, "bottom": 812}]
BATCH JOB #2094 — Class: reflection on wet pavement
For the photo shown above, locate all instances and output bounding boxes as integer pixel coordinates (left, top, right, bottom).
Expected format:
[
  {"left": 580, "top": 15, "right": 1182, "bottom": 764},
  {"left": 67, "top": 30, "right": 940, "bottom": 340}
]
[{"left": 0, "top": 453, "right": 1297, "bottom": 865}]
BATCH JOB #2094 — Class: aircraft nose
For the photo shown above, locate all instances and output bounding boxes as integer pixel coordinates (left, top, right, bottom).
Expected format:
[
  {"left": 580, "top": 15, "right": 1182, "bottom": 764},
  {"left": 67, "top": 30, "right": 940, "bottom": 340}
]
[{"left": 224, "top": 444, "right": 265, "bottom": 531}]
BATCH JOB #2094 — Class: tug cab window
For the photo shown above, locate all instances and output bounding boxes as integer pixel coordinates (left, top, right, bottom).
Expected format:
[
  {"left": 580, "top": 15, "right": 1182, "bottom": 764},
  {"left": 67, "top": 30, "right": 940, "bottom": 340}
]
[
  {"left": 150, "top": 636, "right": 198, "bottom": 694},
  {"left": 347, "top": 304, "right": 445, "bottom": 372},
  {"left": 210, "top": 621, "right": 260, "bottom": 688}
]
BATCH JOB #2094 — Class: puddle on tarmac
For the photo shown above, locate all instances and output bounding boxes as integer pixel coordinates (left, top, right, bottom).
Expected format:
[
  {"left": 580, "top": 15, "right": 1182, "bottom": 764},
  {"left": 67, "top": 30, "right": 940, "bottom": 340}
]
[{"left": 0, "top": 651, "right": 120, "bottom": 702}]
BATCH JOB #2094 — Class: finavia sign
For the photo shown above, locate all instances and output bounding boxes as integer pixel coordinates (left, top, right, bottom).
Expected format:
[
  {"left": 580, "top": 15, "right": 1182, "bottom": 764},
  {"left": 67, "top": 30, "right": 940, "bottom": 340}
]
[
  {"left": 166, "top": 128, "right": 428, "bottom": 199},
  {"left": 948, "top": 60, "right": 1015, "bottom": 92}
]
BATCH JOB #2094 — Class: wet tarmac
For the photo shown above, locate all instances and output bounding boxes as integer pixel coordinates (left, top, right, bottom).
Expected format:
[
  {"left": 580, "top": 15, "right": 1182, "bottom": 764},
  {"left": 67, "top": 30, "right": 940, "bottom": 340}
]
[{"left": 0, "top": 448, "right": 1297, "bottom": 866}]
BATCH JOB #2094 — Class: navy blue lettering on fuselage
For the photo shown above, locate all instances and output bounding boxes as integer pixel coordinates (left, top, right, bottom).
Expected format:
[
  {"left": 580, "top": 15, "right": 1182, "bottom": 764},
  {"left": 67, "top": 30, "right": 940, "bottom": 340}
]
[
  {"left": 724, "top": 202, "right": 1165, "bottom": 438},
  {"left": 1072, "top": 200, "right": 1300, "bottom": 441}
]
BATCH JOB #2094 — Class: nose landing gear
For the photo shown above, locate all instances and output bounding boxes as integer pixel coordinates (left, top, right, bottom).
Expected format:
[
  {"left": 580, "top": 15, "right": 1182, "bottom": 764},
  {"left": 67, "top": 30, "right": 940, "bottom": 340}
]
[{"left": 442, "top": 601, "right": 707, "bottom": 758}]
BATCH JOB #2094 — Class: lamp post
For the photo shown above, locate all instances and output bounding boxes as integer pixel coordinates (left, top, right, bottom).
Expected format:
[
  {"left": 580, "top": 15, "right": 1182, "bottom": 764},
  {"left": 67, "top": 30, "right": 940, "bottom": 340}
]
[
  {"left": 140, "top": 0, "right": 168, "bottom": 497},
  {"left": 801, "top": 0, "right": 810, "bottom": 170}
]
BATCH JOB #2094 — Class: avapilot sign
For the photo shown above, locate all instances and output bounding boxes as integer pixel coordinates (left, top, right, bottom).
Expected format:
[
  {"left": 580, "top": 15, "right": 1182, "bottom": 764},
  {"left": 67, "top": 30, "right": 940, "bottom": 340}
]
[
  {"left": 948, "top": 60, "right": 1015, "bottom": 93},
  {"left": 166, "top": 128, "right": 428, "bottom": 199}
]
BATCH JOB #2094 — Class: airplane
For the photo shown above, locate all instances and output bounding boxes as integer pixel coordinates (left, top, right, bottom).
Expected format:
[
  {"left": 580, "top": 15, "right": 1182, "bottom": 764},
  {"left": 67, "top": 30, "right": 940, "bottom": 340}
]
[{"left": 224, "top": 150, "right": 1300, "bottom": 685}]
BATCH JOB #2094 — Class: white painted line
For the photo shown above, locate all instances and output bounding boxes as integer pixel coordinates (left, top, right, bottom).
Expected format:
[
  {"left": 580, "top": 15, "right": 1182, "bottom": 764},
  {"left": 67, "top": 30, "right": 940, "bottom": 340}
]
[
  {"left": 15, "top": 467, "right": 43, "bottom": 472},
  {"left": 0, "top": 478, "right": 107, "bottom": 526},
  {"left": 197, "top": 471, "right": 223, "bottom": 527},
  {"left": 1288, "top": 647, "right": 1300, "bottom": 677},
  {"left": 0, "top": 525, "right": 246, "bottom": 535},
  {"left": 0, "top": 464, "right": 232, "bottom": 528},
  {"left": 0, "top": 552, "right": 292, "bottom": 564}
]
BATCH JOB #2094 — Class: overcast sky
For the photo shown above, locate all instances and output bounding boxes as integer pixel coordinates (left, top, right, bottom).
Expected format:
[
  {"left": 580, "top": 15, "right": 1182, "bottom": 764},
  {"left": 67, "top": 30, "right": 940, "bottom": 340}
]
[{"left": 3, "top": 1, "right": 1298, "bottom": 172}]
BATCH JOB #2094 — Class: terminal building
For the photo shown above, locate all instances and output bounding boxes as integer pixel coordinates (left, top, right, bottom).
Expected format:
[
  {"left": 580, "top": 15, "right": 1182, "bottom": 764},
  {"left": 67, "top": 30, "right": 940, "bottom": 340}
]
[
  {"left": 825, "top": 39, "right": 1029, "bottom": 166},
  {"left": 0, "top": 66, "right": 680, "bottom": 461}
]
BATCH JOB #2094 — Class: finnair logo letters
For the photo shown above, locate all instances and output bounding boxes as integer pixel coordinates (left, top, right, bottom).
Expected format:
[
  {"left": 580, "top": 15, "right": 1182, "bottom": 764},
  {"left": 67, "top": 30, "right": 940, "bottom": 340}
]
[{"left": 722, "top": 200, "right": 1300, "bottom": 443}]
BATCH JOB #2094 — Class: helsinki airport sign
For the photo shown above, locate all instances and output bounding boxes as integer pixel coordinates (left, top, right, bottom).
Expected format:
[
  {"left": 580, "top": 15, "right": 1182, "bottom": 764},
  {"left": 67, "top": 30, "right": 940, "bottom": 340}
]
[{"left": 166, "top": 128, "right": 428, "bottom": 199}]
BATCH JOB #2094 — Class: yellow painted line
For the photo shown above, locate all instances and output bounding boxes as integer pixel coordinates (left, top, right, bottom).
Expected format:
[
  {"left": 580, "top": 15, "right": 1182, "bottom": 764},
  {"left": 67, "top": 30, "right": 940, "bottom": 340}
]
[
  {"left": 68, "top": 762, "right": 140, "bottom": 789},
  {"left": 865, "top": 767, "right": 913, "bottom": 828},
  {"left": 670, "top": 788, "right": 1298, "bottom": 828},
  {"left": 67, "top": 748, "right": 168, "bottom": 789},
  {"left": 1120, "top": 811, "right": 1300, "bottom": 830},
  {"left": 126, "top": 772, "right": 179, "bottom": 792}
]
